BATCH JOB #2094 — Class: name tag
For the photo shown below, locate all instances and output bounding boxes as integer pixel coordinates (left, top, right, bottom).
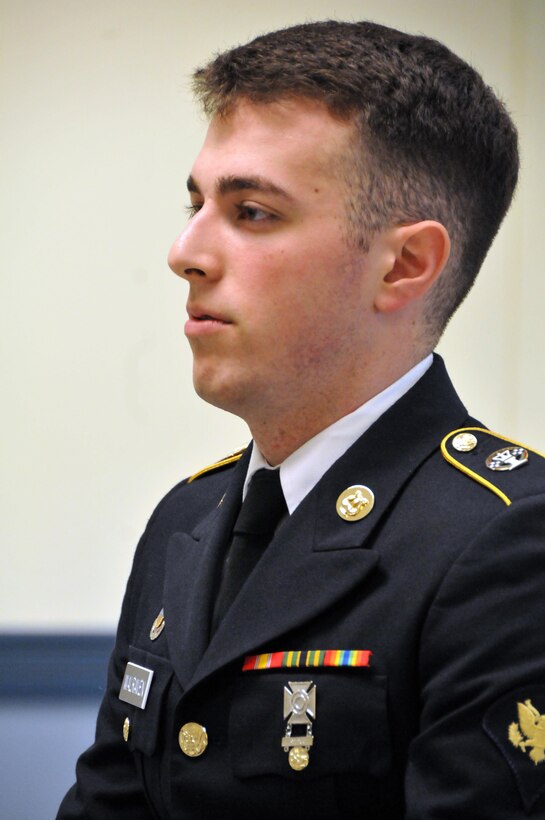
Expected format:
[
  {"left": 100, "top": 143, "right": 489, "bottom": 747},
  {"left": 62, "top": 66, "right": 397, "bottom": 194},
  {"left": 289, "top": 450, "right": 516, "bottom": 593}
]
[{"left": 118, "top": 662, "right": 154, "bottom": 709}]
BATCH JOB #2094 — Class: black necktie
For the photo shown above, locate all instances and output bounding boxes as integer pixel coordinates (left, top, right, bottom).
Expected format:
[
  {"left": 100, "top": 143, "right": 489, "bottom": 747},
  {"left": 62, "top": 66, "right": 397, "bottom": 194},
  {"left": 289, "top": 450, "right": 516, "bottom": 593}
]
[{"left": 211, "top": 468, "right": 287, "bottom": 632}]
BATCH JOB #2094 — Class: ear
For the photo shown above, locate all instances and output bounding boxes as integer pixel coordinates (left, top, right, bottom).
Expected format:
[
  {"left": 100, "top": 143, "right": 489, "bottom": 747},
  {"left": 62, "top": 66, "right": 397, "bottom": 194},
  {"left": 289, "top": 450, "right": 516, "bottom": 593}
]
[{"left": 374, "top": 221, "right": 450, "bottom": 314}]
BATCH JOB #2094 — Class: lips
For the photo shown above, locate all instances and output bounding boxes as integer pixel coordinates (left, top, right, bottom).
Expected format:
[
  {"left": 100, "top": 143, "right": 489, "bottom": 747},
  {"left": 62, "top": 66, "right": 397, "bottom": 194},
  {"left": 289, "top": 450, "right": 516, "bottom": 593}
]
[
  {"left": 185, "top": 304, "right": 232, "bottom": 336},
  {"left": 194, "top": 313, "right": 223, "bottom": 322},
  {"left": 188, "top": 307, "right": 231, "bottom": 323}
]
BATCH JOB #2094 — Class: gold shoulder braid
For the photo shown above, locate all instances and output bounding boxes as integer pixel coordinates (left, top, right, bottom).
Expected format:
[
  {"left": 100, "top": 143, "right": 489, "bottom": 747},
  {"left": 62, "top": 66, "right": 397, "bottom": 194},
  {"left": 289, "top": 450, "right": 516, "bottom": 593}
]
[
  {"left": 187, "top": 447, "right": 247, "bottom": 483},
  {"left": 441, "top": 427, "right": 545, "bottom": 506}
]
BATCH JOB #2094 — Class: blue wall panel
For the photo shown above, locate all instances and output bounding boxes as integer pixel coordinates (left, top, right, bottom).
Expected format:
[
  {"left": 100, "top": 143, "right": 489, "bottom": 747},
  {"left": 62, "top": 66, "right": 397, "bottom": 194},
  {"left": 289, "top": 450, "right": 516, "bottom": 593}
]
[{"left": 0, "top": 635, "right": 114, "bottom": 819}]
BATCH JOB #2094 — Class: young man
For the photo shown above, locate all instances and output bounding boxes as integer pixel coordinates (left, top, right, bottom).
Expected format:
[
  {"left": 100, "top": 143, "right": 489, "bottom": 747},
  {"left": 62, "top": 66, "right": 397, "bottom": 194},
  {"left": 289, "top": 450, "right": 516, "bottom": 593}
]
[{"left": 58, "top": 20, "right": 545, "bottom": 819}]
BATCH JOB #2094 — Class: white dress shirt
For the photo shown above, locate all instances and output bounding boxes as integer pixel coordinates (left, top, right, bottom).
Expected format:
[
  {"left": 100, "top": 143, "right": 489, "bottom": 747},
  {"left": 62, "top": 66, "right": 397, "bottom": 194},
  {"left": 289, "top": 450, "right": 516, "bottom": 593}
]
[{"left": 243, "top": 354, "right": 433, "bottom": 514}]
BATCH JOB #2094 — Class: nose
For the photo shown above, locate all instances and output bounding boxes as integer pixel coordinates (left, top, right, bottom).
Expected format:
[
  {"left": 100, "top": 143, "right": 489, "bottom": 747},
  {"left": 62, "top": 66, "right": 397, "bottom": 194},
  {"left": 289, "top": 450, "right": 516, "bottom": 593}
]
[{"left": 167, "top": 209, "right": 222, "bottom": 282}]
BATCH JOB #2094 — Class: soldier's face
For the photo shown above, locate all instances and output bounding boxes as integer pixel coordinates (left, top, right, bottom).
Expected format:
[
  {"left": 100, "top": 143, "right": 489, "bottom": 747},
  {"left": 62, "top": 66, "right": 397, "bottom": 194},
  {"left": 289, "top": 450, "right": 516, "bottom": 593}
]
[{"left": 168, "top": 99, "right": 379, "bottom": 422}]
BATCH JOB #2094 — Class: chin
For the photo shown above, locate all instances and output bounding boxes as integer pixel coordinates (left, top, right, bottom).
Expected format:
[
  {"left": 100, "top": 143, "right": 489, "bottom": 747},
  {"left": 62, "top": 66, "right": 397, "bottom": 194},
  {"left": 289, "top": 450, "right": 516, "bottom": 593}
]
[
  {"left": 193, "top": 369, "right": 242, "bottom": 415},
  {"left": 195, "top": 367, "right": 269, "bottom": 425}
]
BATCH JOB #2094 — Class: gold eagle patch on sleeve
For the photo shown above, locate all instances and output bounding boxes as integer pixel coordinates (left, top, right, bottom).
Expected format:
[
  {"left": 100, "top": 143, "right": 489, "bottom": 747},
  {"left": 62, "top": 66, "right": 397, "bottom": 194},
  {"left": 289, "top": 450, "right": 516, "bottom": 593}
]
[
  {"left": 483, "top": 686, "right": 545, "bottom": 812},
  {"left": 509, "top": 700, "right": 545, "bottom": 765}
]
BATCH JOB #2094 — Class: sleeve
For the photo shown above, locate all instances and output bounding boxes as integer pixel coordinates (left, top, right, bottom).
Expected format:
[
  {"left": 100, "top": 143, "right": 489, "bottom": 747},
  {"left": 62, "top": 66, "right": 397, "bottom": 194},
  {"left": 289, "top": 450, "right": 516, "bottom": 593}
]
[{"left": 405, "top": 494, "right": 545, "bottom": 818}]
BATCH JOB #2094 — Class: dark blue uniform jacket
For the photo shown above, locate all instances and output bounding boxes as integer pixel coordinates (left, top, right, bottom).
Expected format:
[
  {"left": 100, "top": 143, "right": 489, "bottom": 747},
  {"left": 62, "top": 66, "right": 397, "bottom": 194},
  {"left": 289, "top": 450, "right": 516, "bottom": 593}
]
[{"left": 58, "top": 356, "right": 545, "bottom": 818}]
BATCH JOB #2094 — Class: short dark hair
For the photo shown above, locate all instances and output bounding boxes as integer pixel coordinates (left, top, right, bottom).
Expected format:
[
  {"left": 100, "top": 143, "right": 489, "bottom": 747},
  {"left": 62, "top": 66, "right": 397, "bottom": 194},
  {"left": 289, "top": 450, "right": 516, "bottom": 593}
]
[{"left": 193, "top": 20, "right": 519, "bottom": 338}]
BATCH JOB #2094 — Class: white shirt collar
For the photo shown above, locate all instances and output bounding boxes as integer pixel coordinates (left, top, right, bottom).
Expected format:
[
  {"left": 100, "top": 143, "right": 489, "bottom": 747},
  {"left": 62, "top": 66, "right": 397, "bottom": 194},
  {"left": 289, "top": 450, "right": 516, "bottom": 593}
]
[{"left": 243, "top": 354, "right": 433, "bottom": 513}]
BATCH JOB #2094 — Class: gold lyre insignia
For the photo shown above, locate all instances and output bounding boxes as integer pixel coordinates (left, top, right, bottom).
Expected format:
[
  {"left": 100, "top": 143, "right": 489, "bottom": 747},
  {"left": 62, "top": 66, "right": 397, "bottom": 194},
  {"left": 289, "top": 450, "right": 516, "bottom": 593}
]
[
  {"left": 336, "top": 485, "right": 375, "bottom": 522},
  {"left": 508, "top": 699, "right": 545, "bottom": 765}
]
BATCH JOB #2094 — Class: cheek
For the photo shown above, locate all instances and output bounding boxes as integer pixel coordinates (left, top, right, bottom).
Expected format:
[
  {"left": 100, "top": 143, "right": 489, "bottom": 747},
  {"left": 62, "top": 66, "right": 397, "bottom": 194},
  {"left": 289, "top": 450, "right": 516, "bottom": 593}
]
[{"left": 235, "top": 242, "right": 363, "bottom": 334}]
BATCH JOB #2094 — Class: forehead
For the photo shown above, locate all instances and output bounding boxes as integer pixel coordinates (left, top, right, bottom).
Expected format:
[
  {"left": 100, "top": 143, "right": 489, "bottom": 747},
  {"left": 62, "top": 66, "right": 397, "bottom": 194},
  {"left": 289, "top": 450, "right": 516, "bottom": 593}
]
[{"left": 191, "top": 98, "right": 354, "bottom": 189}]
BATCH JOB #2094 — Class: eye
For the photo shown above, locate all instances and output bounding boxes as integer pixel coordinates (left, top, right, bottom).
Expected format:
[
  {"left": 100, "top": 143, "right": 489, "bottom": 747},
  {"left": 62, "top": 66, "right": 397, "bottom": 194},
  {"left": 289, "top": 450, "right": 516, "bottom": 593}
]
[
  {"left": 236, "top": 203, "right": 277, "bottom": 223},
  {"left": 185, "top": 202, "right": 202, "bottom": 219}
]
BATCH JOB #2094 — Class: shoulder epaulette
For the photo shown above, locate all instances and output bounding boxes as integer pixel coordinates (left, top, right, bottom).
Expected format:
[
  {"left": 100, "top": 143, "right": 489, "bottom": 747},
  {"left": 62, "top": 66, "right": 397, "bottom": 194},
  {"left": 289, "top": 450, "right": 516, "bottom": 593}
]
[
  {"left": 187, "top": 446, "right": 247, "bottom": 483},
  {"left": 441, "top": 427, "right": 545, "bottom": 506}
]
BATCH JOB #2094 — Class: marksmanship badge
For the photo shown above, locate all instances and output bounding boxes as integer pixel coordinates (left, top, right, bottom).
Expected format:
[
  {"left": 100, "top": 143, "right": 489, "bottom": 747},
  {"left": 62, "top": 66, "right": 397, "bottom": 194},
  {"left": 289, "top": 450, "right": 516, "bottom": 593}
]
[
  {"left": 509, "top": 699, "right": 545, "bottom": 765},
  {"left": 282, "top": 681, "right": 316, "bottom": 771}
]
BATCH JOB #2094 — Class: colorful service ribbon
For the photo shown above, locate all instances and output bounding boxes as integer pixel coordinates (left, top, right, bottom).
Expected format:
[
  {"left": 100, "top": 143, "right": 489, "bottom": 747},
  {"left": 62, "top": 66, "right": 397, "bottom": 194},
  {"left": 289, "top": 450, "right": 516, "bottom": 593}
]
[{"left": 242, "top": 649, "right": 372, "bottom": 671}]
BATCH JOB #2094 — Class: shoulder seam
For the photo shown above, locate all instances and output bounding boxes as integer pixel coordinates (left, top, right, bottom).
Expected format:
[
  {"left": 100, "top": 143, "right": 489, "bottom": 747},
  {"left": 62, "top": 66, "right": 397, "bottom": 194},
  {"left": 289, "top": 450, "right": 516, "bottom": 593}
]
[{"left": 187, "top": 447, "right": 247, "bottom": 483}]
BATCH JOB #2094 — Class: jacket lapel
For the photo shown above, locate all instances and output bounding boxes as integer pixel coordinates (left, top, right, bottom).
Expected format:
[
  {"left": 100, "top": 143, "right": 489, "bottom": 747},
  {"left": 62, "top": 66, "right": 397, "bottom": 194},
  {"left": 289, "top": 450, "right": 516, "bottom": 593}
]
[{"left": 163, "top": 449, "right": 250, "bottom": 691}]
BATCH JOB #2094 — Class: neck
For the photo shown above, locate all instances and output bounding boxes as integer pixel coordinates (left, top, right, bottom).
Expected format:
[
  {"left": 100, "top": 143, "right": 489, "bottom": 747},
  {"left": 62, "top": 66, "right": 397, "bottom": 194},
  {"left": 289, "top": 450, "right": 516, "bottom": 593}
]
[{"left": 248, "top": 353, "right": 427, "bottom": 465}]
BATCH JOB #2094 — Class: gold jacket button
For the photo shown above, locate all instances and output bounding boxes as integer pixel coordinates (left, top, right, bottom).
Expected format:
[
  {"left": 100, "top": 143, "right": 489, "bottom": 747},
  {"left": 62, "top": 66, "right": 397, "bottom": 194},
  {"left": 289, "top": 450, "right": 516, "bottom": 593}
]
[
  {"left": 123, "top": 717, "right": 130, "bottom": 742},
  {"left": 179, "top": 722, "right": 208, "bottom": 757},
  {"left": 452, "top": 432, "right": 478, "bottom": 452}
]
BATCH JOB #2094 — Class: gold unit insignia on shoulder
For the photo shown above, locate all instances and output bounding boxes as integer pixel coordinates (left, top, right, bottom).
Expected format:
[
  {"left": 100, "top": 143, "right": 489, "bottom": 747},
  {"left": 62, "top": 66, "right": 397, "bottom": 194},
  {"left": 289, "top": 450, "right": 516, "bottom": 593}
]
[{"left": 508, "top": 699, "right": 545, "bottom": 765}]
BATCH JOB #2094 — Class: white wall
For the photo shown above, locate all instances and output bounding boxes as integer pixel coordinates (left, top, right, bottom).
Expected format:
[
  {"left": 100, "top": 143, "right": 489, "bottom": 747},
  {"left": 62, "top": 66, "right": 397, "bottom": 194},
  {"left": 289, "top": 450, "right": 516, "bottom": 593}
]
[{"left": 1, "top": 0, "right": 543, "bottom": 630}]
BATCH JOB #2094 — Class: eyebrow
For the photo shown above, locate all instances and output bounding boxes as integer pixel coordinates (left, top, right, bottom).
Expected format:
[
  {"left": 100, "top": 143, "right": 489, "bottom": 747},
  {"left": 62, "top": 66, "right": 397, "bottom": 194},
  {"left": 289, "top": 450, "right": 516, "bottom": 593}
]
[{"left": 186, "top": 174, "right": 294, "bottom": 201}]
